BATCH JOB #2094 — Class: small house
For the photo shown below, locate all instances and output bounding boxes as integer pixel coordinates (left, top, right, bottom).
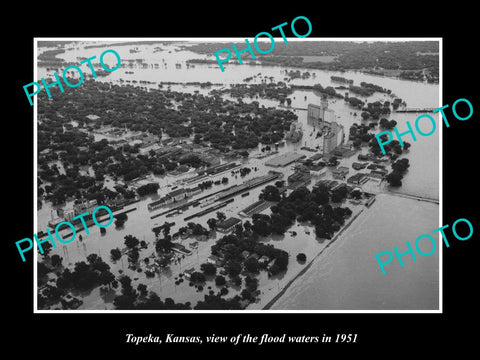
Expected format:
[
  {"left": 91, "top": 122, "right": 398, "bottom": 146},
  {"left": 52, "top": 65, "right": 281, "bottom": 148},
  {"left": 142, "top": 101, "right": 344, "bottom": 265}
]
[
  {"left": 183, "top": 268, "right": 195, "bottom": 280},
  {"left": 241, "top": 250, "right": 251, "bottom": 259},
  {"left": 216, "top": 217, "right": 242, "bottom": 234},
  {"left": 259, "top": 255, "right": 270, "bottom": 264}
]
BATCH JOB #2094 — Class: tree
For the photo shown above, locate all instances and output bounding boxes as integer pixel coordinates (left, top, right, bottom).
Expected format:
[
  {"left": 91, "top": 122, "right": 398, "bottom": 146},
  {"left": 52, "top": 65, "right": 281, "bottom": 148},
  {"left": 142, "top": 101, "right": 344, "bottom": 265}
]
[
  {"left": 220, "top": 287, "right": 229, "bottom": 296},
  {"left": 351, "top": 189, "right": 362, "bottom": 199},
  {"left": 136, "top": 183, "right": 159, "bottom": 196},
  {"left": 244, "top": 275, "right": 258, "bottom": 291},
  {"left": 86, "top": 253, "right": 101, "bottom": 265},
  {"left": 200, "top": 262, "right": 217, "bottom": 276},
  {"left": 216, "top": 212, "right": 226, "bottom": 222},
  {"left": 115, "top": 218, "right": 125, "bottom": 227},
  {"left": 156, "top": 237, "right": 173, "bottom": 253},
  {"left": 39, "top": 242, "right": 53, "bottom": 257},
  {"left": 331, "top": 186, "right": 348, "bottom": 203},
  {"left": 124, "top": 235, "right": 140, "bottom": 249},
  {"left": 244, "top": 257, "right": 260, "bottom": 273},
  {"left": 128, "top": 248, "right": 140, "bottom": 263},
  {"left": 270, "top": 213, "right": 290, "bottom": 235},
  {"left": 99, "top": 270, "right": 116, "bottom": 289},
  {"left": 51, "top": 254, "right": 63, "bottom": 268},
  {"left": 162, "top": 221, "right": 171, "bottom": 238},
  {"left": 296, "top": 253, "right": 307, "bottom": 262},
  {"left": 243, "top": 220, "right": 253, "bottom": 233},
  {"left": 113, "top": 294, "right": 136, "bottom": 310},
  {"left": 259, "top": 185, "right": 281, "bottom": 201},
  {"left": 230, "top": 275, "right": 242, "bottom": 287},
  {"left": 207, "top": 218, "right": 217, "bottom": 231},
  {"left": 240, "top": 289, "right": 255, "bottom": 302},
  {"left": 110, "top": 248, "right": 122, "bottom": 261},
  {"left": 252, "top": 214, "right": 271, "bottom": 237},
  {"left": 137, "top": 283, "right": 148, "bottom": 297},
  {"left": 190, "top": 271, "right": 206, "bottom": 283},
  {"left": 37, "top": 262, "right": 50, "bottom": 277},
  {"left": 328, "top": 156, "right": 339, "bottom": 166},
  {"left": 119, "top": 275, "right": 137, "bottom": 298},
  {"left": 215, "top": 275, "right": 226, "bottom": 286},
  {"left": 225, "top": 260, "right": 242, "bottom": 277},
  {"left": 386, "top": 171, "right": 403, "bottom": 187}
]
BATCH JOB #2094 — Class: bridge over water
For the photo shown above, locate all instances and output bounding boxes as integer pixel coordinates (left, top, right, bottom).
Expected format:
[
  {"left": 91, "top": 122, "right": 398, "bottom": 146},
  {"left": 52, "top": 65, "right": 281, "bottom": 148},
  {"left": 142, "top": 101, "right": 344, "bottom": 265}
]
[{"left": 395, "top": 108, "right": 435, "bottom": 113}]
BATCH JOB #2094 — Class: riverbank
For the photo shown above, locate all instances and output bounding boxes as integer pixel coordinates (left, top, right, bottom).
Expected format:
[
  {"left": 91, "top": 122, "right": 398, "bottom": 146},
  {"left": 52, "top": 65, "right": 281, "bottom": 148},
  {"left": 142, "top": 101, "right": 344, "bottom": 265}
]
[
  {"left": 268, "top": 193, "right": 439, "bottom": 310},
  {"left": 247, "top": 203, "right": 366, "bottom": 310}
]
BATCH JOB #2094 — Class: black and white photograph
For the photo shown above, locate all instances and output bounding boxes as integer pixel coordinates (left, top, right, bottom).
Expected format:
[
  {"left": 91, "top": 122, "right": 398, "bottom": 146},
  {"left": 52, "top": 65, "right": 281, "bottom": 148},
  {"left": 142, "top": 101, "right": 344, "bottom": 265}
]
[
  {"left": 33, "top": 38, "right": 440, "bottom": 311},
  {"left": 6, "top": 6, "right": 478, "bottom": 355}
]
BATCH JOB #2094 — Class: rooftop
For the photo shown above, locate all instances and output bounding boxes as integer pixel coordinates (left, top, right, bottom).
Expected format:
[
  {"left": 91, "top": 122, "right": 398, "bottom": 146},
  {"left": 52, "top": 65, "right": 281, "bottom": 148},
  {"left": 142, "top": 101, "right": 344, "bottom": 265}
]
[
  {"left": 265, "top": 152, "right": 305, "bottom": 167},
  {"left": 168, "top": 188, "right": 187, "bottom": 197},
  {"left": 217, "top": 217, "right": 242, "bottom": 230}
]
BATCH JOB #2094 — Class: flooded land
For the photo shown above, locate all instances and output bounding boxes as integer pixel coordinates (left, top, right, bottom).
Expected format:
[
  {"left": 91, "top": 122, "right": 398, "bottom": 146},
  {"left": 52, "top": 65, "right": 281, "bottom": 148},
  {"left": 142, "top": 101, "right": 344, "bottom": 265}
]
[{"left": 35, "top": 40, "right": 440, "bottom": 311}]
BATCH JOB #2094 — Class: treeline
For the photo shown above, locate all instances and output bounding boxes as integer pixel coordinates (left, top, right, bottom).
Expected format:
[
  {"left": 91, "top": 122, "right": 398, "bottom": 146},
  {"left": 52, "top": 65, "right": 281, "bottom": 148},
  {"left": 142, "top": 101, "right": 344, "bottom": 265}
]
[
  {"left": 290, "top": 84, "right": 343, "bottom": 99},
  {"left": 386, "top": 158, "right": 410, "bottom": 186},
  {"left": 185, "top": 41, "right": 438, "bottom": 76},
  {"left": 349, "top": 82, "right": 390, "bottom": 97},
  {"left": 331, "top": 75, "right": 353, "bottom": 84},
  {"left": 369, "top": 134, "right": 411, "bottom": 158},
  {"left": 211, "top": 82, "right": 293, "bottom": 102},
  {"left": 360, "top": 101, "right": 391, "bottom": 120},
  {"left": 268, "top": 186, "right": 352, "bottom": 239},
  {"left": 349, "top": 123, "right": 376, "bottom": 148}
]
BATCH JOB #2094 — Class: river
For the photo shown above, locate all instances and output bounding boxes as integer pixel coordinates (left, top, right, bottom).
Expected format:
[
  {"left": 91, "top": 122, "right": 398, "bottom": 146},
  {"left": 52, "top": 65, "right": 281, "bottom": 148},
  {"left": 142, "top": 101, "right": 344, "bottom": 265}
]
[{"left": 270, "top": 193, "right": 439, "bottom": 310}]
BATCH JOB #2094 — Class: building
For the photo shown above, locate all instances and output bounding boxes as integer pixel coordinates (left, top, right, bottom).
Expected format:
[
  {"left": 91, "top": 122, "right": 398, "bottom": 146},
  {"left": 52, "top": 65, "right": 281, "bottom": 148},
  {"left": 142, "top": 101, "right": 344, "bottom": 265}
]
[
  {"left": 188, "top": 186, "right": 202, "bottom": 196},
  {"left": 307, "top": 96, "right": 332, "bottom": 126},
  {"left": 371, "top": 169, "right": 388, "bottom": 177},
  {"left": 168, "top": 188, "right": 189, "bottom": 202},
  {"left": 308, "top": 153, "right": 323, "bottom": 162},
  {"left": 141, "top": 134, "right": 159, "bottom": 146},
  {"left": 285, "top": 122, "right": 303, "bottom": 142},
  {"left": 287, "top": 169, "right": 311, "bottom": 189},
  {"left": 265, "top": 152, "right": 305, "bottom": 167},
  {"left": 332, "top": 166, "right": 350, "bottom": 180},
  {"left": 331, "top": 182, "right": 347, "bottom": 193},
  {"left": 183, "top": 268, "right": 195, "bottom": 280},
  {"left": 72, "top": 199, "right": 98, "bottom": 216},
  {"left": 347, "top": 173, "right": 369, "bottom": 185},
  {"left": 147, "top": 196, "right": 171, "bottom": 211},
  {"left": 368, "top": 172, "right": 385, "bottom": 180},
  {"left": 216, "top": 217, "right": 242, "bottom": 233},
  {"left": 207, "top": 255, "right": 224, "bottom": 266},
  {"left": 358, "top": 154, "right": 372, "bottom": 161},
  {"left": 309, "top": 164, "right": 326, "bottom": 177},
  {"left": 314, "top": 179, "right": 338, "bottom": 190},
  {"left": 139, "top": 143, "right": 162, "bottom": 155},
  {"left": 147, "top": 186, "right": 201, "bottom": 211},
  {"left": 352, "top": 162, "right": 368, "bottom": 170},
  {"left": 323, "top": 108, "right": 336, "bottom": 123},
  {"left": 171, "top": 243, "right": 192, "bottom": 256},
  {"left": 259, "top": 255, "right": 270, "bottom": 264},
  {"left": 323, "top": 121, "right": 345, "bottom": 154},
  {"left": 307, "top": 104, "right": 322, "bottom": 126}
]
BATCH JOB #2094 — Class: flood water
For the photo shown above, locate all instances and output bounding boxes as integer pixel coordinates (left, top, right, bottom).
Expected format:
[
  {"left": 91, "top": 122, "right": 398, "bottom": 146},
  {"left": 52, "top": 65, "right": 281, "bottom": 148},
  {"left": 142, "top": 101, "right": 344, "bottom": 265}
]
[
  {"left": 271, "top": 194, "right": 439, "bottom": 310},
  {"left": 36, "top": 40, "right": 440, "bottom": 310}
]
